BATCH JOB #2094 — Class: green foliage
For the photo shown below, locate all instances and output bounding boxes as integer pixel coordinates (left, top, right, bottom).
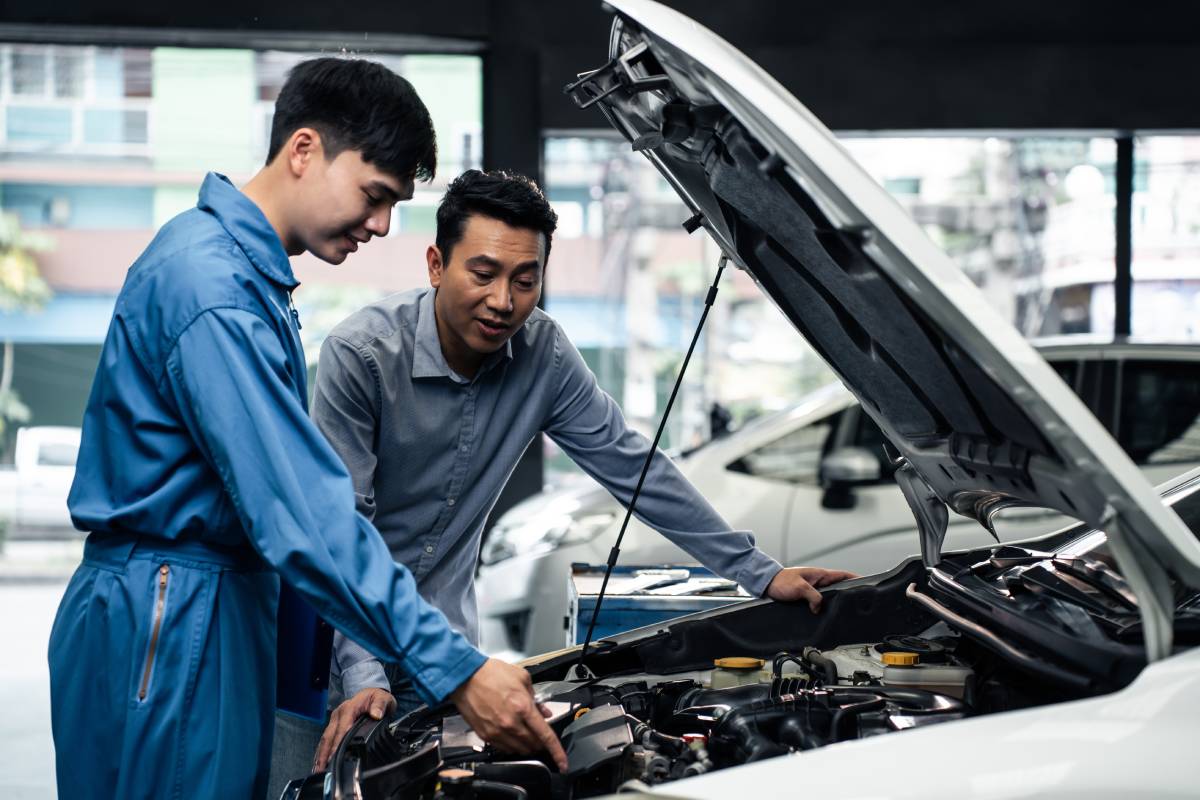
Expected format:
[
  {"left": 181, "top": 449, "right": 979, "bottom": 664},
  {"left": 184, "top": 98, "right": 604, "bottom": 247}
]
[
  {"left": 0, "top": 213, "right": 52, "bottom": 311},
  {"left": 0, "top": 213, "right": 53, "bottom": 439}
]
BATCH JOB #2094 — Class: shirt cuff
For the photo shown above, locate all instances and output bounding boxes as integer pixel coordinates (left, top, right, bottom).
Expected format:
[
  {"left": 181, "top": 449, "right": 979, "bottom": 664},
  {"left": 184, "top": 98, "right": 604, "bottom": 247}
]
[
  {"left": 736, "top": 548, "right": 784, "bottom": 598},
  {"left": 340, "top": 658, "right": 391, "bottom": 701},
  {"left": 406, "top": 645, "right": 489, "bottom": 707}
]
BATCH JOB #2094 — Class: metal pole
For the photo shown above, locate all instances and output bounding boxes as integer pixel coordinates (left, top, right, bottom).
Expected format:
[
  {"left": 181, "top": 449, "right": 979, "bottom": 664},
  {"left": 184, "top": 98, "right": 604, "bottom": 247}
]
[{"left": 1114, "top": 135, "right": 1134, "bottom": 338}]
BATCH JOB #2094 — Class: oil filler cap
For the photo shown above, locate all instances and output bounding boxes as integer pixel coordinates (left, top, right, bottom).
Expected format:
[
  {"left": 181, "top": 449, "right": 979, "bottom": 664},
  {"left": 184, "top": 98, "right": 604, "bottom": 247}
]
[
  {"left": 882, "top": 651, "right": 919, "bottom": 666},
  {"left": 714, "top": 657, "right": 765, "bottom": 669}
]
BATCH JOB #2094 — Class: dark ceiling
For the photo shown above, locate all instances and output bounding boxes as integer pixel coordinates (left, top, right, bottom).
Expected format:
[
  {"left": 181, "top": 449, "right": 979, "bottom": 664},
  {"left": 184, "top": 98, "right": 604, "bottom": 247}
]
[{"left": 2, "top": 0, "right": 1199, "bottom": 131}]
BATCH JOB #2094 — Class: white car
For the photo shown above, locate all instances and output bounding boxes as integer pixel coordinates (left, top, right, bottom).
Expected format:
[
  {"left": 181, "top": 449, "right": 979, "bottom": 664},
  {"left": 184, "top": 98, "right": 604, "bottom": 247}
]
[
  {"left": 479, "top": 340, "right": 1200, "bottom": 659},
  {"left": 304, "top": 3, "right": 1200, "bottom": 798},
  {"left": 0, "top": 426, "right": 81, "bottom": 538}
]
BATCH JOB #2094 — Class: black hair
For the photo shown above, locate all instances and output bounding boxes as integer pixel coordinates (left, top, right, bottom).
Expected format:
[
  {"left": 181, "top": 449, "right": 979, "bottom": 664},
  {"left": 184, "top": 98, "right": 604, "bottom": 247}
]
[
  {"left": 267, "top": 57, "right": 436, "bottom": 182},
  {"left": 435, "top": 169, "right": 559, "bottom": 265}
]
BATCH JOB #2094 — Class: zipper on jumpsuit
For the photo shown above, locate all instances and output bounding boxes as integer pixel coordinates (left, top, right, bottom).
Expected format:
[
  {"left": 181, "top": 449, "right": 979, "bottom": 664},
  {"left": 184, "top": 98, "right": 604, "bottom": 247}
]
[
  {"left": 287, "top": 290, "right": 302, "bottom": 330},
  {"left": 138, "top": 564, "right": 170, "bottom": 701}
]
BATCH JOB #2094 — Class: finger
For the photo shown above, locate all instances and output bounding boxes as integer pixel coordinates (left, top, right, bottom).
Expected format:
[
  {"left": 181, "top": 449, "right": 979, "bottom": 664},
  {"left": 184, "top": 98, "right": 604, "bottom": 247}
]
[
  {"left": 369, "top": 696, "right": 390, "bottom": 719},
  {"left": 538, "top": 702, "right": 553, "bottom": 718},
  {"left": 798, "top": 582, "right": 823, "bottom": 613},
  {"left": 315, "top": 712, "right": 356, "bottom": 772},
  {"left": 524, "top": 704, "right": 569, "bottom": 772},
  {"left": 313, "top": 721, "right": 338, "bottom": 772}
]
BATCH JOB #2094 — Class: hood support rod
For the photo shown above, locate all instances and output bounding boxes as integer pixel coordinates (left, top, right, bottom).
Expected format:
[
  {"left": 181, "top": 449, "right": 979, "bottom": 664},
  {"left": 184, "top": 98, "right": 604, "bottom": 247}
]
[
  {"left": 575, "top": 253, "right": 727, "bottom": 677},
  {"left": 1104, "top": 513, "right": 1175, "bottom": 661}
]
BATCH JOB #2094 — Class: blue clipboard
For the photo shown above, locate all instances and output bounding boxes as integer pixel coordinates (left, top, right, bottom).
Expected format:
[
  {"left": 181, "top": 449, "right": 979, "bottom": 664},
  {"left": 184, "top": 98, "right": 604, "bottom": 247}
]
[{"left": 275, "top": 582, "right": 335, "bottom": 721}]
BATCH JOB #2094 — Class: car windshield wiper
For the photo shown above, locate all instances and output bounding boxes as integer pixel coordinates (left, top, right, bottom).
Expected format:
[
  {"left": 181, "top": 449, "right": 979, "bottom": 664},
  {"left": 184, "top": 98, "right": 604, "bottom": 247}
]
[
  {"left": 1050, "top": 557, "right": 1140, "bottom": 611},
  {"left": 1004, "top": 564, "right": 1135, "bottom": 620}
]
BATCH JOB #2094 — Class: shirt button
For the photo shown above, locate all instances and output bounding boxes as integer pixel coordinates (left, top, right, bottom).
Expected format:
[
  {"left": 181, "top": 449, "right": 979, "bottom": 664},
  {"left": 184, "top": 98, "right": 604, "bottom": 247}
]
[
  {"left": 447, "top": 497, "right": 456, "bottom": 506},
  {"left": 460, "top": 444, "right": 469, "bottom": 453},
  {"left": 425, "top": 545, "right": 434, "bottom": 554}
]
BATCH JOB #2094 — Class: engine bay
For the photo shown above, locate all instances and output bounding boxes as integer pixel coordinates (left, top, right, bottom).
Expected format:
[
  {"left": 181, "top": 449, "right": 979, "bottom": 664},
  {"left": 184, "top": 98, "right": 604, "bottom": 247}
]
[
  {"left": 313, "top": 632, "right": 979, "bottom": 800},
  {"left": 282, "top": 524, "right": 1200, "bottom": 800}
]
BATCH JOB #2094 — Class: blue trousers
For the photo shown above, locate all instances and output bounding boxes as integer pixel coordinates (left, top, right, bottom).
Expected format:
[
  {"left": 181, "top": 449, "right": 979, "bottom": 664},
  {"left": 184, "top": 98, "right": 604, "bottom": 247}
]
[{"left": 49, "top": 534, "right": 278, "bottom": 799}]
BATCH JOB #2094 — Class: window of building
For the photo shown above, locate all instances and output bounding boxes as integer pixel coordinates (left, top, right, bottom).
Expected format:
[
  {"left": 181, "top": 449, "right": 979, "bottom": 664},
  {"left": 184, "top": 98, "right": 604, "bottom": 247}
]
[
  {"left": 1130, "top": 136, "right": 1200, "bottom": 340},
  {"left": 840, "top": 136, "right": 1117, "bottom": 338}
]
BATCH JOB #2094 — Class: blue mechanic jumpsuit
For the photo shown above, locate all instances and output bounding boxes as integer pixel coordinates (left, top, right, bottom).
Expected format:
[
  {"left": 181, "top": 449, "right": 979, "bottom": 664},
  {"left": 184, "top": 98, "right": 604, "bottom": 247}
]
[{"left": 48, "top": 173, "right": 487, "bottom": 799}]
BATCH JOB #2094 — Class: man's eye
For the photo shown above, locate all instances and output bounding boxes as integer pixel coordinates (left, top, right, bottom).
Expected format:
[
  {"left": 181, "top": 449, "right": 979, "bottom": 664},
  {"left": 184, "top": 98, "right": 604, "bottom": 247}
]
[
  {"left": 516, "top": 281, "right": 536, "bottom": 290},
  {"left": 472, "top": 272, "right": 492, "bottom": 282},
  {"left": 364, "top": 192, "right": 381, "bottom": 204}
]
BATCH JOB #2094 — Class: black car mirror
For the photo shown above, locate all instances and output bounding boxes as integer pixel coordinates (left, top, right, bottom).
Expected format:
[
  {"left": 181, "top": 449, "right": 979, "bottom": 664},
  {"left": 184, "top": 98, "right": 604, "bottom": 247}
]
[{"left": 819, "top": 447, "right": 882, "bottom": 509}]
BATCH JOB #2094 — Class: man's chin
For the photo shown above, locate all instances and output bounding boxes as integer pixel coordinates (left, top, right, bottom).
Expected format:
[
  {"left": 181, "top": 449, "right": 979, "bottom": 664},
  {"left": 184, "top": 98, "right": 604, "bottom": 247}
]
[
  {"left": 467, "top": 332, "right": 513, "bottom": 355},
  {"left": 311, "top": 247, "right": 350, "bottom": 266}
]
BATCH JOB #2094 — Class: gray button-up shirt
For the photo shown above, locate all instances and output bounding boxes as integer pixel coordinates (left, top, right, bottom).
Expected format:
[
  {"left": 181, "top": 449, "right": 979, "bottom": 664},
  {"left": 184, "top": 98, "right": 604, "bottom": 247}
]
[{"left": 312, "top": 287, "right": 782, "bottom": 700}]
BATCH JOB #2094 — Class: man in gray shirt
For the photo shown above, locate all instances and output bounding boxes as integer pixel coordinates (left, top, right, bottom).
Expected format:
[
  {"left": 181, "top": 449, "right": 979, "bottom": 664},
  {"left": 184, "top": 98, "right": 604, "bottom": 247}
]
[{"left": 308, "top": 169, "right": 856, "bottom": 769}]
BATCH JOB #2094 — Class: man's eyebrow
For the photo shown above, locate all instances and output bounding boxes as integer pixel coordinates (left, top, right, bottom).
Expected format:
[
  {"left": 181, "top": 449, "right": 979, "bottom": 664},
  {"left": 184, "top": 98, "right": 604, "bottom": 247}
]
[
  {"left": 463, "top": 255, "right": 543, "bottom": 273},
  {"left": 464, "top": 255, "right": 504, "bottom": 269},
  {"left": 511, "top": 261, "right": 542, "bottom": 275}
]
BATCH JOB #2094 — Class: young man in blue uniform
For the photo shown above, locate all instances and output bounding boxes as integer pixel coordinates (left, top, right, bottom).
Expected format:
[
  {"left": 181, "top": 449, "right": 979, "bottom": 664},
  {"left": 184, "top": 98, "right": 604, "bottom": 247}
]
[
  {"left": 306, "top": 169, "right": 859, "bottom": 768},
  {"left": 48, "top": 59, "right": 566, "bottom": 800}
]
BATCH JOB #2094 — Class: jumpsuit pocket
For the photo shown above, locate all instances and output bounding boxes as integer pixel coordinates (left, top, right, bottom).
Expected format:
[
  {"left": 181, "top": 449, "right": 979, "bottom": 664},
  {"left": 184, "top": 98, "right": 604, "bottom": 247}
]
[{"left": 137, "top": 563, "right": 171, "bottom": 702}]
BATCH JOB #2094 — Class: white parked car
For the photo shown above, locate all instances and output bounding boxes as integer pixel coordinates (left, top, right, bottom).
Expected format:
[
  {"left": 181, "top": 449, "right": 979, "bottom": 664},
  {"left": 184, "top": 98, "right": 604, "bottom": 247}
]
[
  {"left": 304, "top": 3, "right": 1200, "bottom": 798},
  {"left": 0, "top": 425, "right": 80, "bottom": 538},
  {"left": 479, "top": 339, "right": 1200, "bottom": 659}
]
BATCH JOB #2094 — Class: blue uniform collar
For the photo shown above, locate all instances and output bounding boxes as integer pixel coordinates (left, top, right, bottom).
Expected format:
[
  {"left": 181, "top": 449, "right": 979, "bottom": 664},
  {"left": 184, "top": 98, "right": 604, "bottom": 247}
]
[
  {"left": 197, "top": 172, "right": 298, "bottom": 289},
  {"left": 413, "top": 288, "right": 513, "bottom": 383}
]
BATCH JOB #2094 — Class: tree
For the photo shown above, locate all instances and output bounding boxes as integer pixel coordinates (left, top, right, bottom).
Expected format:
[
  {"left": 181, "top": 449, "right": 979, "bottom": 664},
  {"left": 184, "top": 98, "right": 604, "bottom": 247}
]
[{"left": 0, "top": 213, "right": 52, "bottom": 439}]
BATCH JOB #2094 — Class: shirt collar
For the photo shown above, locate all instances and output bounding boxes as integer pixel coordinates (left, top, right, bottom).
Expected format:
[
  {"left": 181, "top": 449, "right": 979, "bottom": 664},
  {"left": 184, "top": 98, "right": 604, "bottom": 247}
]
[
  {"left": 412, "top": 288, "right": 514, "bottom": 382},
  {"left": 197, "top": 172, "right": 298, "bottom": 289}
]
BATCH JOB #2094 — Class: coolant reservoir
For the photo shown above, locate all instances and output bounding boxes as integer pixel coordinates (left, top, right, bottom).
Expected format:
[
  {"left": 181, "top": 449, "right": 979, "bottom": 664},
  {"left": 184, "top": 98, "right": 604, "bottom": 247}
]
[
  {"left": 881, "top": 651, "right": 973, "bottom": 699},
  {"left": 710, "top": 657, "right": 768, "bottom": 688}
]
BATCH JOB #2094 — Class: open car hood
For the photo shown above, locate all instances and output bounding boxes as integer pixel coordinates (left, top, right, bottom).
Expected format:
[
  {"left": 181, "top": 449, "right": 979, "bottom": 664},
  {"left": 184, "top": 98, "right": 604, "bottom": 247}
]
[{"left": 567, "top": 0, "right": 1200, "bottom": 660}]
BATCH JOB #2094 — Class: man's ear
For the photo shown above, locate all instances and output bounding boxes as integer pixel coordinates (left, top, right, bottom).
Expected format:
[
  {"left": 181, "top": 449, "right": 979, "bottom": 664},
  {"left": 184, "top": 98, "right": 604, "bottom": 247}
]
[
  {"left": 285, "top": 128, "right": 322, "bottom": 178},
  {"left": 426, "top": 245, "right": 444, "bottom": 288}
]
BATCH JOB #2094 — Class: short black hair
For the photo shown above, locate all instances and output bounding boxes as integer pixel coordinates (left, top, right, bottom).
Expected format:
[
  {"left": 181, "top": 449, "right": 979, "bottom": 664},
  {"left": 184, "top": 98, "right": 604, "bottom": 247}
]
[
  {"left": 267, "top": 57, "right": 437, "bottom": 183},
  {"left": 435, "top": 169, "right": 559, "bottom": 266}
]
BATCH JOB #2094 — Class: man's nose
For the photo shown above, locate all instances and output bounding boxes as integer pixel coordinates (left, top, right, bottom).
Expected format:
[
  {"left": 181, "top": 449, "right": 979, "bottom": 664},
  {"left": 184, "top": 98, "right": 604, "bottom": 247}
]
[
  {"left": 486, "top": 281, "right": 514, "bottom": 314},
  {"left": 364, "top": 206, "right": 391, "bottom": 238}
]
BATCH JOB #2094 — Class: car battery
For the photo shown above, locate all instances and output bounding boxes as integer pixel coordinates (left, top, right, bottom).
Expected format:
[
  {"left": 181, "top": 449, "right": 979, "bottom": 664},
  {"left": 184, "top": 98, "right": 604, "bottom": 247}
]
[{"left": 567, "top": 563, "right": 750, "bottom": 647}]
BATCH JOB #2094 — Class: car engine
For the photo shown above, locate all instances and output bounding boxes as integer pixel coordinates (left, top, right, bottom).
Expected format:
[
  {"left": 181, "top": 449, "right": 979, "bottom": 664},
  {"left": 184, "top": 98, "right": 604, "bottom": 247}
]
[
  {"left": 289, "top": 532, "right": 1190, "bottom": 800},
  {"left": 299, "top": 631, "right": 986, "bottom": 800}
]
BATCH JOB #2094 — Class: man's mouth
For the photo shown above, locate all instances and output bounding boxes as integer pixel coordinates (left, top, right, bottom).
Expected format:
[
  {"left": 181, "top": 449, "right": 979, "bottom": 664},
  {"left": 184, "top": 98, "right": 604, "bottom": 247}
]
[
  {"left": 475, "top": 318, "right": 511, "bottom": 338},
  {"left": 344, "top": 234, "right": 367, "bottom": 253}
]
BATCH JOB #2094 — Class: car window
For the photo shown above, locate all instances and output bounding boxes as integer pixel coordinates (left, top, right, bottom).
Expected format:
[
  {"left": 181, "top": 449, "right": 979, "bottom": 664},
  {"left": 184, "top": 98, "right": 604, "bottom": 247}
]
[
  {"left": 846, "top": 408, "right": 899, "bottom": 482},
  {"left": 36, "top": 442, "right": 78, "bottom": 467},
  {"left": 1117, "top": 360, "right": 1200, "bottom": 465},
  {"left": 1048, "top": 359, "right": 1078, "bottom": 393},
  {"left": 727, "top": 410, "right": 841, "bottom": 484}
]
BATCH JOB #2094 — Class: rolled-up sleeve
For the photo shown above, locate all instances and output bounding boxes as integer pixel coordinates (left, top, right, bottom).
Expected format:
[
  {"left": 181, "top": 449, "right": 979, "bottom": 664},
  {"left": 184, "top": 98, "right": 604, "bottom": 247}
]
[
  {"left": 543, "top": 326, "right": 782, "bottom": 596},
  {"left": 163, "top": 307, "right": 485, "bottom": 704}
]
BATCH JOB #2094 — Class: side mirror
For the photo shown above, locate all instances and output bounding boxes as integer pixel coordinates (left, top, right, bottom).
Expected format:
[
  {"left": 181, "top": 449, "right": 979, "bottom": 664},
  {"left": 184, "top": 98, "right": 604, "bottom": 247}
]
[{"left": 819, "top": 447, "right": 882, "bottom": 510}]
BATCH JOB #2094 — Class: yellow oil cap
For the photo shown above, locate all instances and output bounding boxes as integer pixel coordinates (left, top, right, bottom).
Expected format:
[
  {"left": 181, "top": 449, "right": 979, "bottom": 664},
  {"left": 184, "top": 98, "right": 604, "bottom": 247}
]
[
  {"left": 882, "top": 651, "right": 919, "bottom": 666},
  {"left": 714, "top": 657, "right": 765, "bottom": 670}
]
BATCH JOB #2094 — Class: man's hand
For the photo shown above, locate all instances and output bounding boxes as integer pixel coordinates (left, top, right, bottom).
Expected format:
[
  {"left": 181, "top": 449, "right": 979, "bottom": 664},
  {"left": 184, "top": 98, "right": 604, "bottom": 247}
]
[
  {"left": 765, "top": 566, "right": 860, "bottom": 613},
  {"left": 450, "top": 658, "right": 569, "bottom": 772},
  {"left": 313, "top": 687, "right": 396, "bottom": 772}
]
